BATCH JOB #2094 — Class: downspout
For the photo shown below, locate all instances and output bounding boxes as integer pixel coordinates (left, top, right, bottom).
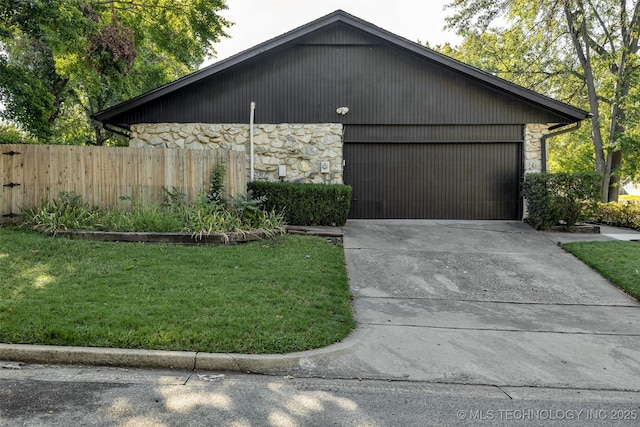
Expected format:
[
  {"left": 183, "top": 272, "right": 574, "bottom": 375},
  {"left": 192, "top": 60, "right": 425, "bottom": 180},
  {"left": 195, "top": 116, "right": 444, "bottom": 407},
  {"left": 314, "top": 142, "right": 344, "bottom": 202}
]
[
  {"left": 540, "top": 121, "right": 583, "bottom": 172},
  {"left": 249, "top": 101, "right": 256, "bottom": 182}
]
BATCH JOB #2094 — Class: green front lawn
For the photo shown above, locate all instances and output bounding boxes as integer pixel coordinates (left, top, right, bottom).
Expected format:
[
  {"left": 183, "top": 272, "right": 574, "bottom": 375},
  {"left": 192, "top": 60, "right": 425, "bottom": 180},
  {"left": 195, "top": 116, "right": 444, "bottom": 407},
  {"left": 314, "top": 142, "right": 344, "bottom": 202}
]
[
  {"left": 562, "top": 241, "right": 640, "bottom": 300},
  {"left": 0, "top": 227, "right": 354, "bottom": 354}
]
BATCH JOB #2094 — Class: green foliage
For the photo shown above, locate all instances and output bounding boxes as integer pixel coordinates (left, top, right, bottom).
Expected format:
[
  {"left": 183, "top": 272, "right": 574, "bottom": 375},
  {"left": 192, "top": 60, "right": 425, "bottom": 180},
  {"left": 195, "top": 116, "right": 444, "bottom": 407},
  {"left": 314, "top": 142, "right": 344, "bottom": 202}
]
[
  {"left": 437, "top": 25, "right": 581, "bottom": 105},
  {"left": 162, "top": 186, "right": 187, "bottom": 208},
  {"left": 21, "top": 192, "right": 102, "bottom": 235},
  {"left": 206, "top": 163, "right": 226, "bottom": 205},
  {"left": 185, "top": 193, "right": 284, "bottom": 240},
  {"left": 248, "top": 181, "right": 352, "bottom": 226},
  {"left": 0, "top": 122, "right": 38, "bottom": 144},
  {"left": 0, "top": 0, "right": 231, "bottom": 144},
  {"left": 105, "top": 194, "right": 187, "bottom": 232},
  {"left": 522, "top": 172, "right": 602, "bottom": 229},
  {"left": 227, "top": 192, "right": 269, "bottom": 225},
  {"left": 0, "top": 53, "right": 57, "bottom": 140},
  {"left": 547, "top": 125, "right": 596, "bottom": 174},
  {"left": 49, "top": 103, "right": 94, "bottom": 146},
  {"left": 593, "top": 202, "right": 640, "bottom": 230},
  {"left": 20, "top": 190, "right": 285, "bottom": 237}
]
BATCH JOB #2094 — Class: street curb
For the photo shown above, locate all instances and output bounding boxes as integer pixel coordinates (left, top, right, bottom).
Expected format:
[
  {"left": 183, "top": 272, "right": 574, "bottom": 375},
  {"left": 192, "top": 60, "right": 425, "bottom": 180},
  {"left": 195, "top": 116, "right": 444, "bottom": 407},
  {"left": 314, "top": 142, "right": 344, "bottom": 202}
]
[
  {"left": 0, "top": 333, "right": 358, "bottom": 373},
  {"left": 0, "top": 344, "right": 196, "bottom": 370}
]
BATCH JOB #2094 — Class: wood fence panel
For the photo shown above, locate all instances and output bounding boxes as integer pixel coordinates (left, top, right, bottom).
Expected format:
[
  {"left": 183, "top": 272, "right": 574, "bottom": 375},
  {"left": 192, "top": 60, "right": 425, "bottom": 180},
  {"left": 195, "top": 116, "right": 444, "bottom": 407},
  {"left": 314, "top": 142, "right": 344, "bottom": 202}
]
[
  {"left": 20, "top": 145, "right": 38, "bottom": 210},
  {"left": 0, "top": 144, "right": 246, "bottom": 224}
]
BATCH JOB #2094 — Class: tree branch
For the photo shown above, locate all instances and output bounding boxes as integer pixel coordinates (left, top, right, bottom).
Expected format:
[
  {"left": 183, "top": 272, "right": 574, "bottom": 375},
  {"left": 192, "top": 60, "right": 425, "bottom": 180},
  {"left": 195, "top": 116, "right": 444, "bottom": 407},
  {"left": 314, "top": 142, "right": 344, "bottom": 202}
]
[{"left": 586, "top": 0, "right": 617, "bottom": 54}]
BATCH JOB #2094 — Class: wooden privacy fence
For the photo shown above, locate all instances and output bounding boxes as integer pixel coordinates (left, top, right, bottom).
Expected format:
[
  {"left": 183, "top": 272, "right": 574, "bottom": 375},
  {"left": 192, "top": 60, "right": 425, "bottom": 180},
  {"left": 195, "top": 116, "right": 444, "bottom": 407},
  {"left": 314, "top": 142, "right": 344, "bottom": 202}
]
[{"left": 0, "top": 144, "right": 246, "bottom": 224}]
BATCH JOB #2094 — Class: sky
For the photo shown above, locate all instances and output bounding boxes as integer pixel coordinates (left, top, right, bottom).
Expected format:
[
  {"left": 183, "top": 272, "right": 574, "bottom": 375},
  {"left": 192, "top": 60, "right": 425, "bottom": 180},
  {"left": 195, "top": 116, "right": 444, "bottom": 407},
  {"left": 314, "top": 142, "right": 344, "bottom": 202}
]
[{"left": 206, "top": 0, "right": 461, "bottom": 65}]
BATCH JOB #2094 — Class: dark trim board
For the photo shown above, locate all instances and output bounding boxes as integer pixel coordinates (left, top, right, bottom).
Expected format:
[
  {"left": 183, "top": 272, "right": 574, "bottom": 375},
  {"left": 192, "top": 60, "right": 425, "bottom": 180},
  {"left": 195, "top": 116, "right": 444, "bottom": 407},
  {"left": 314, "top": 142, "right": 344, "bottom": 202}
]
[{"left": 343, "top": 142, "right": 522, "bottom": 219}]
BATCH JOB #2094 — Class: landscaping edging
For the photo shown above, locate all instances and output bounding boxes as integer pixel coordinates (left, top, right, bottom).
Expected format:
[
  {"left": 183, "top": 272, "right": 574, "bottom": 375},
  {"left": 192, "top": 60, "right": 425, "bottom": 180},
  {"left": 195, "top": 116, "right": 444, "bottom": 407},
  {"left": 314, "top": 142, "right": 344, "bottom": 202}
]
[
  {"left": 57, "top": 225, "right": 343, "bottom": 245},
  {"left": 546, "top": 224, "right": 601, "bottom": 233},
  {"left": 58, "top": 230, "right": 271, "bottom": 245}
]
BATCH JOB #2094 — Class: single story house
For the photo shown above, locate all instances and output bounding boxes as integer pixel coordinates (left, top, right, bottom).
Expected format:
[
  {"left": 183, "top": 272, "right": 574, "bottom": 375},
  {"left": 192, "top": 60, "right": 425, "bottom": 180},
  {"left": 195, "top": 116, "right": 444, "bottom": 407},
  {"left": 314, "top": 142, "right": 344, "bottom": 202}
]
[{"left": 94, "top": 10, "right": 589, "bottom": 220}]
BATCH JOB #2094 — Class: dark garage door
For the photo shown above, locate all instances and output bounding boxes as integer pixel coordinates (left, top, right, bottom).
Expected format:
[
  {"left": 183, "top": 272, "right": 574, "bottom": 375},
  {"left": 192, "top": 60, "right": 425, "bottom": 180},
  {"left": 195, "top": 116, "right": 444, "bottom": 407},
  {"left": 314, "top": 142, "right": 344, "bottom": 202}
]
[{"left": 343, "top": 142, "right": 522, "bottom": 219}]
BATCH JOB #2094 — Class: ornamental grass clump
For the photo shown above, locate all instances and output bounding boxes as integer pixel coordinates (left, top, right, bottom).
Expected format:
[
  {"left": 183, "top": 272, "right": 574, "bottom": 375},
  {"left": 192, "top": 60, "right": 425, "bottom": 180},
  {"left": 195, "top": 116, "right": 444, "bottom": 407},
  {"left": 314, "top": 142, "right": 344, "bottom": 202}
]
[{"left": 21, "top": 191, "right": 102, "bottom": 235}]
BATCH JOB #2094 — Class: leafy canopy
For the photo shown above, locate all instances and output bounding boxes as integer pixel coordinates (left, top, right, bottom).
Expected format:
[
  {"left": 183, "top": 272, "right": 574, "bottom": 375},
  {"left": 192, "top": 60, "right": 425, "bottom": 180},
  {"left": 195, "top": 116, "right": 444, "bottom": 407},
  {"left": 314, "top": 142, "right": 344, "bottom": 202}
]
[{"left": 0, "top": 0, "right": 230, "bottom": 144}]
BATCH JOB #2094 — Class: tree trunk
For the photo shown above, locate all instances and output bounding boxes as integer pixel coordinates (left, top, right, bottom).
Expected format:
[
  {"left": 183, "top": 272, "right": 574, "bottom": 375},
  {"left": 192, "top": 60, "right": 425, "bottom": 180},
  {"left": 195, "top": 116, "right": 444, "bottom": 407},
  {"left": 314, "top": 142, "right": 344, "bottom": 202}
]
[
  {"left": 607, "top": 150, "right": 622, "bottom": 202},
  {"left": 563, "top": 4, "right": 606, "bottom": 174}
]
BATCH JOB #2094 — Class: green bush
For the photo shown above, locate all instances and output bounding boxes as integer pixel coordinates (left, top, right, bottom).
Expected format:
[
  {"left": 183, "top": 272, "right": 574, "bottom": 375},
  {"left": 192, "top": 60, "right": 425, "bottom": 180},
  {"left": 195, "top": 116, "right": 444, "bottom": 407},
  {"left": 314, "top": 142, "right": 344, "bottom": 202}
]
[
  {"left": 594, "top": 202, "right": 640, "bottom": 230},
  {"left": 522, "top": 172, "right": 602, "bottom": 230},
  {"left": 248, "top": 181, "right": 352, "bottom": 226}
]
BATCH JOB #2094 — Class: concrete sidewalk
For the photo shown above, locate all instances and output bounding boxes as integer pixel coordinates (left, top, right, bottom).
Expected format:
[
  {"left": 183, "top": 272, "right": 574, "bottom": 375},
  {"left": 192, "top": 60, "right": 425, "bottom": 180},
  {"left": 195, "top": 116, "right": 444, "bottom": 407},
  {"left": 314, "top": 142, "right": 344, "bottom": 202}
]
[
  {"left": 543, "top": 223, "right": 640, "bottom": 244},
  {"left": 2, "top": 220, "right": 640, "bottom": 392}
]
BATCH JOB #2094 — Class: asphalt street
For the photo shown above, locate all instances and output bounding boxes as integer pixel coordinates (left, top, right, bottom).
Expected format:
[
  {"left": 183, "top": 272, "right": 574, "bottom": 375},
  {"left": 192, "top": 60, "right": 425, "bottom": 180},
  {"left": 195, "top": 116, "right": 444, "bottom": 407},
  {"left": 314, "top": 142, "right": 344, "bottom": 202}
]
[{"left": 1, "top": 364, "right": 639, "bottom": 426}]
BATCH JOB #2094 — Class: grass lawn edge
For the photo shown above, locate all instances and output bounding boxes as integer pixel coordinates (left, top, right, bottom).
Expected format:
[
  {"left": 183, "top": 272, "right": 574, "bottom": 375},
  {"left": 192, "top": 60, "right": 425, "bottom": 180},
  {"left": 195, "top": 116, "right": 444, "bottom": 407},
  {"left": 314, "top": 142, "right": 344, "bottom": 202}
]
[{"left": 561, "top": 240, "right": 640, "bottom": 302}]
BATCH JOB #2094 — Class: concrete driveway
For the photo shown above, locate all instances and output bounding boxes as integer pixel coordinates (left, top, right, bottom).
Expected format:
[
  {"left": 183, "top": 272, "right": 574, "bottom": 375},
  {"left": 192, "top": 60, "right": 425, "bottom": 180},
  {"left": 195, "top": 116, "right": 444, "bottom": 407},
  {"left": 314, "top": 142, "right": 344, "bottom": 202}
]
[{"left": 295, "top": 220, "right": 640, "bottom": 391}]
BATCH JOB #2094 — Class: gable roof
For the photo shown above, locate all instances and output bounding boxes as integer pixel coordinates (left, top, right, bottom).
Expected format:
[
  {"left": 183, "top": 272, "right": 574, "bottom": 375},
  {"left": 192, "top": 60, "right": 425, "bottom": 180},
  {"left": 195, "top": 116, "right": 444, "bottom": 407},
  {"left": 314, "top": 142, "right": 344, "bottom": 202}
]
[{"left": 94, "top": 9, "right": 589, "bottom": 124}]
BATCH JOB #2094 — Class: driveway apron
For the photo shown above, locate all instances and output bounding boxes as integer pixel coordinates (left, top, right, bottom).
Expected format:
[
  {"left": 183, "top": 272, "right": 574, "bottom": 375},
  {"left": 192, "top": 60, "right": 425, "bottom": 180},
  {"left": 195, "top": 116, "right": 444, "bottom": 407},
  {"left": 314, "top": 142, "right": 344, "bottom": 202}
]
[{"left": 297, "top": 220, "right": 640, "bottom": 391}]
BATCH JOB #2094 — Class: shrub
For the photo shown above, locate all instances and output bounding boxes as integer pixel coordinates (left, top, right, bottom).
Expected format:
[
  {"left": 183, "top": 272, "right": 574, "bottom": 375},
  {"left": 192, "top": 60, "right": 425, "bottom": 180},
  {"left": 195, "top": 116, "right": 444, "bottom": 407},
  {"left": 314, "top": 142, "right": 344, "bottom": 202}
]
[
  {"left": 522, "top": 172, "right": 601, "bottom": 230},
  {"left": 248, "top": 181, "right": 352, "bottom": 226},
  {"left": 594, "top": 202, "right": 640, "bottom": 230}
]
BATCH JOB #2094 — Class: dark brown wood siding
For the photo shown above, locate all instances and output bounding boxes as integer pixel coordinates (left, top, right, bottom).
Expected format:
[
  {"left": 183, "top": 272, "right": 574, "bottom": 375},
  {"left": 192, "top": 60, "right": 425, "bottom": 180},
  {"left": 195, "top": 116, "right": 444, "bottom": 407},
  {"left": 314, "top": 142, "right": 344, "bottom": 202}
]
[
  {"left": 344, "top": 142, "right": 522, "bottom": 219},
  {"left": 109, "top": 23, "right": 571, "bottom": 128}
]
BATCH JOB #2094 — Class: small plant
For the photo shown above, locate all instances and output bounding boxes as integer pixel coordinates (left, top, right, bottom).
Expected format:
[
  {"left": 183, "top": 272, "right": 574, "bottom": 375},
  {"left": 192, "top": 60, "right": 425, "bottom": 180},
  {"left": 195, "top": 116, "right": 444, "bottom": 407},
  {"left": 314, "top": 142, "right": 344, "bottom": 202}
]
[
  {"left": 206, "top": 163, "right": 226, "bottom": 205},
  {"left": 227, "top": 192, "right": 267, "bottom": 223},
  {"left": 163, "top": 187, "right": 186, "bottom": 209}
]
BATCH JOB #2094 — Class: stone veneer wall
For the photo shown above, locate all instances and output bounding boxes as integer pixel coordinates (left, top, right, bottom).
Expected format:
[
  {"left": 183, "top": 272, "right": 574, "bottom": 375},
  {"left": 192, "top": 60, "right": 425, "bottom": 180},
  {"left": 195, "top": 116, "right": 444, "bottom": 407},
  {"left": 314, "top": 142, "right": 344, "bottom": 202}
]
[
  {"left": 523, "top": 123, "right": 553, "bottom": 219},
  {"left": 129, "top": 123, "right": 344, "bottom": 184},
  {"left": 524, "top": 123, "right": 552, "bottom": 174}
]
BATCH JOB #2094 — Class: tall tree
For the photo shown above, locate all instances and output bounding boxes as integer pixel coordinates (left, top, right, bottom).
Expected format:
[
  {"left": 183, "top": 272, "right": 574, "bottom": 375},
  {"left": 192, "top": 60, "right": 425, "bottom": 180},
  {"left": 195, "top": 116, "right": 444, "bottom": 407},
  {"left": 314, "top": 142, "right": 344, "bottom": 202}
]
[
  {"left": 445, "top": 0, "right": 640, "bottom": 201},
  {"left": 0, "top": 0, "right": 230, "bottom": 145}
]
